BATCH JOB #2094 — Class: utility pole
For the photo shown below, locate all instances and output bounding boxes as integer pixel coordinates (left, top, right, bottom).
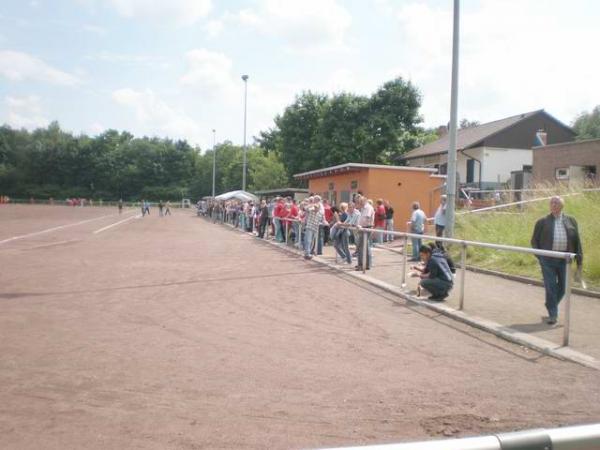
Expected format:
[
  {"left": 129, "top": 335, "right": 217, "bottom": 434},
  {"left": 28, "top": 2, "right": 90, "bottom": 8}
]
[
  {"left": 211, "top": 129, "right": 216, "bottom": 198},
  {"left": 241, "top": 74, "right": 249, "bottom": 191},
  {"left": 445, "top": 0, "right": 460, "bottom": 237}
]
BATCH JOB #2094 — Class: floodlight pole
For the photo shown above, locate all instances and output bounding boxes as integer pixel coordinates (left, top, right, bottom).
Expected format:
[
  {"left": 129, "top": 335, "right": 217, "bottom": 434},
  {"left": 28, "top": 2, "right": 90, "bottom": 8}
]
[
  {"left": 241, "top": 74, "right": 249, "bottom": 191},
  {"left": 211, "top": 129, "right": 216, "bottom": 198},
  {"left": 445, "top": 0, "right": 460, "bottom": 237}
]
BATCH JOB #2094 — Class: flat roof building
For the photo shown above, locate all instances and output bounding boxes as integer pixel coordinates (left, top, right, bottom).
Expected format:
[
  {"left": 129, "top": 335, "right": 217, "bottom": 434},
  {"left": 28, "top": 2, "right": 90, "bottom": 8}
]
[{"left": 294, "top": 163, "right": 445, "bottom": 230}]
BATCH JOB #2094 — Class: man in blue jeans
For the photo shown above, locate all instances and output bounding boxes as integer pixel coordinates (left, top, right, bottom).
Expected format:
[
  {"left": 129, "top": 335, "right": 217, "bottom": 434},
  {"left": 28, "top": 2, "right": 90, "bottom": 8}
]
[
  {"left": 531, "top": 196, "right": 583, "bottom": 325},
  {"left": 303, "top": 197, "right": 322, "bottom": 260}
]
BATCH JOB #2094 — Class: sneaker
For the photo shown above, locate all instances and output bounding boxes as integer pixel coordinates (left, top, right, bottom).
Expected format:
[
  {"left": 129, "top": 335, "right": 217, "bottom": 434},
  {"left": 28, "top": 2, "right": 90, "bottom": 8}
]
[
  {"left": 547, "top": 317, "right": 557, "bottom": 325},
  {"left": 428, "top": 295, "right": 447, "bottom": 301}
]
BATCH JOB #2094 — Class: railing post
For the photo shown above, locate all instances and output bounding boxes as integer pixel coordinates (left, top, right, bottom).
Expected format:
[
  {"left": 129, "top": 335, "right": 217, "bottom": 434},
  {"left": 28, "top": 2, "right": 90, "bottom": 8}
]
[
  {"left": 459, "top": 243, "right": 467, "bottom": 310},
  {"left": 563, "top": 257, "right": 573, "bottom": 347},
  {"left": 362, "top": 229, "right": 367, "bottom": 273},
  {"left": 285, "top": 221, "right": 288, "bottom": 245},
  {"left": 401, "top": 235, "right": 408, "bottom": 288}
]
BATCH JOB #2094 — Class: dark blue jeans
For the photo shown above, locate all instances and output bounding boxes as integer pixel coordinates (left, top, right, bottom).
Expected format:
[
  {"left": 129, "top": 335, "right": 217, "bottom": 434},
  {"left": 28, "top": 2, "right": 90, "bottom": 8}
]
[
  {"left": 334, "top": 230, "right": 352, "bottom": 263},
  {"left": 317, "top": 225, "right": 325, "bottom": 255},
  {"left": 539, "top": 257, "right": 566, "bottom": 319}
]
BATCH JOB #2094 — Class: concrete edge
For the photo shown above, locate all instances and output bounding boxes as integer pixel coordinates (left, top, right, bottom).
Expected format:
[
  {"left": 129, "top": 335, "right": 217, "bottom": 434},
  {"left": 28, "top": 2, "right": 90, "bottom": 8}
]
[{"left": 213, "top": 220, "right": 600, "bottom": 371}]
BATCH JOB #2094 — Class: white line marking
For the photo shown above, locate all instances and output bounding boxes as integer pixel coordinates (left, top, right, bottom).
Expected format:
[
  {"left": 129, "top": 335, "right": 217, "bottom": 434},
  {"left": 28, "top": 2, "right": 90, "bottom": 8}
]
[
  {"left": 0, "top": 213, "right": 119, "bottom": 246},
  {"left": 93, "top": 214, "right": 142, "bottom": 234}
]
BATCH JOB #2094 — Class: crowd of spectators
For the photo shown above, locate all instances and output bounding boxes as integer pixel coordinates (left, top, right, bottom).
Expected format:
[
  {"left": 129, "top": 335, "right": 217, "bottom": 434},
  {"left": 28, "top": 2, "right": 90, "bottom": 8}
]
[{"left": 200, "top": 194, "right": 456, "bottom": 301}]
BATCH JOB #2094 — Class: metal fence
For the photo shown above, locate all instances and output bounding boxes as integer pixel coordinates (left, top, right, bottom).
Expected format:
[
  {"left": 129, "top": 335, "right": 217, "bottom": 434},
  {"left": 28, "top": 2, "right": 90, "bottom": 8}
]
[
  {"left": 324, "top": 423, "right": 600, "bottom": 450},
  {"left": 345, "top": 225, "right": 577, "bottom": 347},
  {"left": 206, "top": 210, "right": 578, "bottom": 347}
]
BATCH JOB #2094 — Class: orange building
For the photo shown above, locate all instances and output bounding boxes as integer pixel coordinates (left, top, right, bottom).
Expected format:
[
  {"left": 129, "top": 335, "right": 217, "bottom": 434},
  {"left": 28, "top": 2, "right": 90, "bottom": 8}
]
[{"left": 294, "top": 163, "right": 445, "bottom": 230}]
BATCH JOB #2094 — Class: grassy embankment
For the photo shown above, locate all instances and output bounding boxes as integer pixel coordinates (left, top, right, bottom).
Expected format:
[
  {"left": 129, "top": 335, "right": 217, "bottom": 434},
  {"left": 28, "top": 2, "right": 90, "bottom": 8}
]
[{"left": 454, "top": 190, "right": 600, "bottom": 291}]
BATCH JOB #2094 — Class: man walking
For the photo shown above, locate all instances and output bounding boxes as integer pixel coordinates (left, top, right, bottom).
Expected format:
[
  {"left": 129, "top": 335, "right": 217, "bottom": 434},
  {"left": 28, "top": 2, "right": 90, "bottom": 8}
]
[{"left": 531, "top": 196, "right": 583, "bottom": 325}]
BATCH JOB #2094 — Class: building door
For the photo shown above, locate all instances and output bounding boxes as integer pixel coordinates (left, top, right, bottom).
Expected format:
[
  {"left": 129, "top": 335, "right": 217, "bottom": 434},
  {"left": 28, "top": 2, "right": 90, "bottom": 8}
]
[{"left": 466, "top": 159, "right": 475, "bottom": 183}]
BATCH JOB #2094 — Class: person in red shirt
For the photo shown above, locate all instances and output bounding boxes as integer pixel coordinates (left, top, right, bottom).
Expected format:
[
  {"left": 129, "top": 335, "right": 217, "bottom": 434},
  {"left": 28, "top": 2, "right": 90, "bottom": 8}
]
[
  {"left": 374, "top": 198, "right": 386, "bottom": 244},
  {"left": 322, "top": 199, "right": 333, "bottom": 245},
  {"left": 273, "top": 197, "right": 285, "bottom": 242},
  {"left": 288, "top": 199, "right": 301, "bottom": 246}
]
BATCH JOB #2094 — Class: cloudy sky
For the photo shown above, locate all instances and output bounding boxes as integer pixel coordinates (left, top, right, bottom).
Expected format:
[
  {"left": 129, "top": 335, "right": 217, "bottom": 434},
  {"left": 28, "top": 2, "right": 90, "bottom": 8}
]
[{"left": 1, "top": 0, "right": 598, "bottom": 149}]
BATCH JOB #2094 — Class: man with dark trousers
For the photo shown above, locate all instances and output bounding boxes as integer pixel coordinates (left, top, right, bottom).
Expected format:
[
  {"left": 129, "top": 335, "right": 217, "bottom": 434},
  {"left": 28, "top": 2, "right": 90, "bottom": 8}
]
[
  {"left": 413, "top": 245, "right": 454, "bottom": 301},
  {"left": 531, "top": 196, "right": 583, "bottom": 325}
]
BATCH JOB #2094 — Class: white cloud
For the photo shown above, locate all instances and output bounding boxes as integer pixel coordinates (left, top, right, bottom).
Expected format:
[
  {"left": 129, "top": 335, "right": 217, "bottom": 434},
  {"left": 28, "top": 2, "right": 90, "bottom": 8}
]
[
  {"left": 5, "top": 95, "right": 49, "bottom": 129},
  {"left": 177, "top": 48, "right": 300, "bottom": 147},
  {"left": 0, "top": 50, "right": 80, "bottom": 86},
  {"left": 104, "top": 0, "right": 211, "bottom": 25},
  {"left": 180, "top": 49, "right": 237, "bottom": 98},
  {"left": 393, "top": 1, "right": 600, "bottom": 126},
  {"left": 232, "top": 0, "right": 352, "bottom": 53},
  {"left": 203, "top": 19, "right": 223, "bottom": 38},
  {"left": 112, "top": 88, "right": 202, "bottom": 144}
]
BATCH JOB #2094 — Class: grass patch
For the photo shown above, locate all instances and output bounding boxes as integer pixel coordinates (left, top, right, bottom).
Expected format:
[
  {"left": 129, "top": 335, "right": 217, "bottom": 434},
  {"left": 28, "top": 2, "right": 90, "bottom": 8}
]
[{"left": 453, "top": 190, "right": 600, "bottom": 290}]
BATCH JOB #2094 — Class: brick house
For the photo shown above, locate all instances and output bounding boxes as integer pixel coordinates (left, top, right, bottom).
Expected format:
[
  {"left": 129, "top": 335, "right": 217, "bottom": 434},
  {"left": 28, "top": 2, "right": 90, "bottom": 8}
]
[{"left": 532, "top": 138, "right": 600, "bottom": 186}]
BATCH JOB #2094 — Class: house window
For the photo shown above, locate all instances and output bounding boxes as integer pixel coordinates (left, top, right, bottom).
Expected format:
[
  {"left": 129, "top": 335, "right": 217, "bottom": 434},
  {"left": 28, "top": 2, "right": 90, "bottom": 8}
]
[
  {"left": 555, "top": 168, "right": 569, "bottom": 180},
  {"left": 340, "top": 191, "right": 350, "bottom": 203},
  {"left": 350, "top": 180, "right": 358, "bottom": 189},
  {"left": 328, "top": 182, "right": 335, "bottom": 191}
]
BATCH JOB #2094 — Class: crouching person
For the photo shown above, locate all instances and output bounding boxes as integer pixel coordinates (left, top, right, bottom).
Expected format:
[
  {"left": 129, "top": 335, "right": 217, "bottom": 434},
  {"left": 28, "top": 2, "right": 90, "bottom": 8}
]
[{"left": 417, "top": 245, "right": 454, "bottom": 301}]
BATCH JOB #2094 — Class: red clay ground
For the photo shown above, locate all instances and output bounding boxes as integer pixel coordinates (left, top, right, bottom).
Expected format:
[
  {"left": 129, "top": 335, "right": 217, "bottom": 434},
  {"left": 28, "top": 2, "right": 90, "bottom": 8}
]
[{"left": 1, "top": 205, "right": 599, "bottom": 449}]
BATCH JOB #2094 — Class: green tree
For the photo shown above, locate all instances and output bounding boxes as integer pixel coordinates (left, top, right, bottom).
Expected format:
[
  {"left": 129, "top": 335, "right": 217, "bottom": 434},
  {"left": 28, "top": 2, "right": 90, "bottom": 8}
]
[
  {"left": 361, "top": 77, "right": 423, "bottom": 163},
  {"left": 267, "top": 91, "right": 329, "bottom": 180},
  {"left": 313, "top": 93, "right": 369, "bottom": 165},
  {"left": 248, "top": 150, "right": 288, "bottom": 191},
  {"left": 573, "top": 106, "right": 600, "bottom": 140}
]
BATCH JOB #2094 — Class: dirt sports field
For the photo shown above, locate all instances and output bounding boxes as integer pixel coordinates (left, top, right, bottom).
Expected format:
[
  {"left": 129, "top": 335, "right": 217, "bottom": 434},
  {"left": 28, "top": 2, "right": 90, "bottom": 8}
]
[{"left": 1, "top": 204, "right": 599, "bottom": 449}]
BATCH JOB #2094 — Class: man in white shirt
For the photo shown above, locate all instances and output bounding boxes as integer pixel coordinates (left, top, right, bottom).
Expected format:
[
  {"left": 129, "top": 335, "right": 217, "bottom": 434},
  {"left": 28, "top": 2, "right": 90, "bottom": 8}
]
[
  {"left": 410, "top": 201, "right": 427, "bottom": 261},
  {"left": 356, "top": 196, "right": 374, "bottom": 270}
]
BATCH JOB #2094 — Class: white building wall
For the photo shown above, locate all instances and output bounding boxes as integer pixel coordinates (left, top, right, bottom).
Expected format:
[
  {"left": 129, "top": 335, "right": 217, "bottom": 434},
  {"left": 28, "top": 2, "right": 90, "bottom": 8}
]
[
  {"left": 457, "top": 147, "right": 484, "bottom": 184},
  {"left": 480, "top": 147, "right": 533, "bottom": 184}
]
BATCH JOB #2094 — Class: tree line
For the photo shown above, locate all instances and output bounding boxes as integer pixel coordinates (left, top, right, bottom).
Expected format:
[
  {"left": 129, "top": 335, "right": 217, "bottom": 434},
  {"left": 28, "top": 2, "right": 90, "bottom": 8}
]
[
  {"left": 1, "top": 76, "right": 598, "bottom": 200},
  {"left": 0, "top": 123, "right": 287, "bottom": 201}
]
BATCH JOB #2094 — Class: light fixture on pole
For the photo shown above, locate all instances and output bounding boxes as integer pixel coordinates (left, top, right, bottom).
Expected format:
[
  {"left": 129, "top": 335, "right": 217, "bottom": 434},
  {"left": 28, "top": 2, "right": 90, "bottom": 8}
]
[
  {"left": 241, "top": 74, "right": 249, "bottom": 191},
  {"left": 211, "top": 129, "right": 216, "bottom": 198},
  {"left": 445, "top": 0, "right": 460, "bottom": 237}
]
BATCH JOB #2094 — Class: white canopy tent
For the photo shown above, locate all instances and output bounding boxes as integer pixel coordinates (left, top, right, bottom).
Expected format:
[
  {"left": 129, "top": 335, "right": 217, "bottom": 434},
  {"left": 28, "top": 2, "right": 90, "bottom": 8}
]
[{"left": 213, "top": 190, "right": 258, "bottom": 203}]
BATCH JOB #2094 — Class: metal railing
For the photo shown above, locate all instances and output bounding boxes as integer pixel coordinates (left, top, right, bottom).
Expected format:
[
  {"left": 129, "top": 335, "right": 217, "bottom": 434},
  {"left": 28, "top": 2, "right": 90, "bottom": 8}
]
[
  {"left": 205, "top": 211, "right": 578, "bottom": 346},
  {"left": 324, "top": 423, "right": 600, "bottom": 450},
  {"left": 341, "top": 224, "right": 576, "bottom": 346}
]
